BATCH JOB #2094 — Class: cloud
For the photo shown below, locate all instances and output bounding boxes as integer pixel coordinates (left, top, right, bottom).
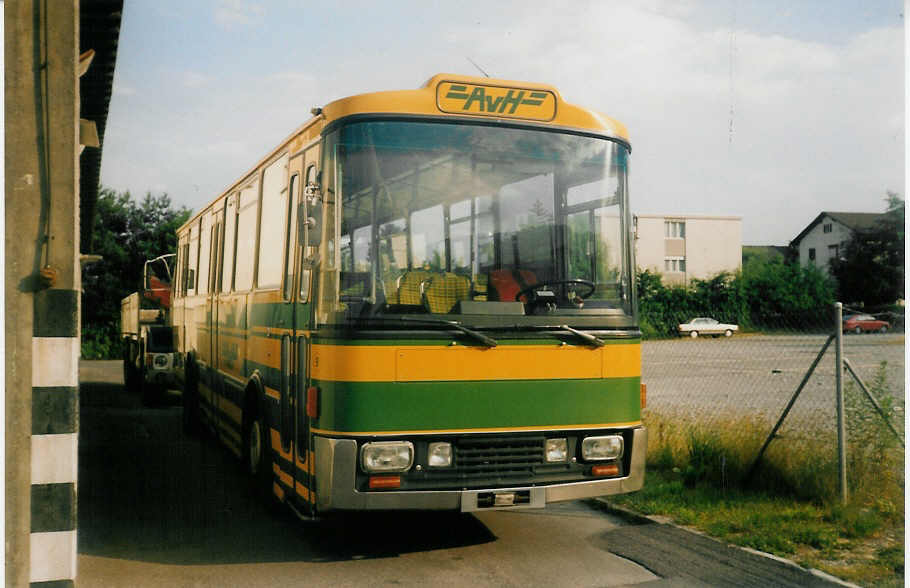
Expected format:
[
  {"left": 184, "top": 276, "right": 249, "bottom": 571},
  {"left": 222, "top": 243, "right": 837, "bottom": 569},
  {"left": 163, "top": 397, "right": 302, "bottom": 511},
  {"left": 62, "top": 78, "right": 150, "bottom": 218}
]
[
  {"left": 214, "top": 0, "right": 264, "bottom": 30},
  {"left": 427, "top": 4, "right": 903, "bottom": 243},
  {"left": 181, "top": 71, "right": 212, "bottom": 88},
  {"left": 101, "top": 1, "right": 903, "bottom": 246}
]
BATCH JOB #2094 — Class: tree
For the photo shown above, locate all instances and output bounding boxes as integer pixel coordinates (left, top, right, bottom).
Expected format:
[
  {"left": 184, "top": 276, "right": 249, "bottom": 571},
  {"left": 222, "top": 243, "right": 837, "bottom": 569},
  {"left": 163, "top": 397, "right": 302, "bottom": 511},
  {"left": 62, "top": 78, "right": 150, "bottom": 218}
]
[
  {"left": 830, "top": 193, "right": 904, "bottom": 307},
  {"left": 81, "top": 188, "right": 191, "bottom": 358}
]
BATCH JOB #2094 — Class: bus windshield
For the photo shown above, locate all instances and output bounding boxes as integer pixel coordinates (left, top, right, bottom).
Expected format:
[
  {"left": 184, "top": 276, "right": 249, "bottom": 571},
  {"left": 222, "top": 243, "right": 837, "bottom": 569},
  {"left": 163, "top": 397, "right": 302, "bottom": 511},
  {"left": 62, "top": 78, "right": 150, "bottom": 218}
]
[{"left": 319, "top": 120, "right": 634, "bottom": 327}]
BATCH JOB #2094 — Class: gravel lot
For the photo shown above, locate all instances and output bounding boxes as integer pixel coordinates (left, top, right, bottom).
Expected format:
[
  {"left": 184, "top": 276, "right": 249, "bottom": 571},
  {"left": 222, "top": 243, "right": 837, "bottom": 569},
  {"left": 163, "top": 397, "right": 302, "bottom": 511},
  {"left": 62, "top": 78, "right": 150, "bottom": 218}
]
[{"left": 641, "top": 332, "right": 905, "bottom": 433}]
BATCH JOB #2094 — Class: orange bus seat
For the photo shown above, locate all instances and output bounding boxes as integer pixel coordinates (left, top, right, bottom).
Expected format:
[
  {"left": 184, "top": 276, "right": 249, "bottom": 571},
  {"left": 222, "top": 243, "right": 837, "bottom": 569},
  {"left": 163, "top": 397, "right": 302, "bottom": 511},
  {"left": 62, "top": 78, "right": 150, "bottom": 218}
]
[{"left": 488, "top": 269, "right": 538, "bottom": 302}]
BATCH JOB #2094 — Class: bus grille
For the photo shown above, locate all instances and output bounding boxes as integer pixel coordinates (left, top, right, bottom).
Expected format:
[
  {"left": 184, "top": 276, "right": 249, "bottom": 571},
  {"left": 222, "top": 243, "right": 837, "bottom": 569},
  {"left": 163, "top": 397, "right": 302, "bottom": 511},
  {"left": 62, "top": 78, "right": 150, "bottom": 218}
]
[{"left": 452, "top": 436, "right": 544, "bottom": 478}]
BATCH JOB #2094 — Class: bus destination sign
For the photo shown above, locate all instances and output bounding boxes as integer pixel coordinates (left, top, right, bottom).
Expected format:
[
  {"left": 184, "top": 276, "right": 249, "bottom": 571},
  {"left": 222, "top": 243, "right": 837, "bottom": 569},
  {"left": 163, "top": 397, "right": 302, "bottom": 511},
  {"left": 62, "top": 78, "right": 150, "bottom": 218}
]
[{"left": 437, "top": 81, "right": 557, "bottom": 121}]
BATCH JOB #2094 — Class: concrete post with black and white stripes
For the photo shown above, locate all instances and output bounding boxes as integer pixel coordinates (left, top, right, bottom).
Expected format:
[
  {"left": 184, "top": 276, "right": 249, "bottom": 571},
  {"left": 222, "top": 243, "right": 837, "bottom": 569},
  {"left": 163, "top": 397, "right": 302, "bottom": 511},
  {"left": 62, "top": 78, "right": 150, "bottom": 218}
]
[{"left": 6, "top": 1, "right": 81, "bottom": 585}]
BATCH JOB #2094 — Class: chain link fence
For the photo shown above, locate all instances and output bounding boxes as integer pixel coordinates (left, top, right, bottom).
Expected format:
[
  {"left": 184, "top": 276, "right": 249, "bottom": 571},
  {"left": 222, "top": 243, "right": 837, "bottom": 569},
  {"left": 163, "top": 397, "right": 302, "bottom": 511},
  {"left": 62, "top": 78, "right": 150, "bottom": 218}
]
[{"left": 640, "top": 306, "right": 905, "bottom": 501}]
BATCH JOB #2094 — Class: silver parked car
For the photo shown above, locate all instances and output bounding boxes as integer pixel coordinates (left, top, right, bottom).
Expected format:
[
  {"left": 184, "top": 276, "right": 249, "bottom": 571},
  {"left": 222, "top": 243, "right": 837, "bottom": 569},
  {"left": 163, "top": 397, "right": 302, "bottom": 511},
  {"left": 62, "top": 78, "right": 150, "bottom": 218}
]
[{"left": 678, "top": 317, "right": 738, "bottom": 338}]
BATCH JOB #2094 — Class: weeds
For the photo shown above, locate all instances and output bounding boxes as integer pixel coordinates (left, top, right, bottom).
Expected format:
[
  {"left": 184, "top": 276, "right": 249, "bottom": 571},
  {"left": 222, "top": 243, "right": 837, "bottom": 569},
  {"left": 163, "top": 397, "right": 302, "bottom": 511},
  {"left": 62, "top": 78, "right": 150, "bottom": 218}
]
[{"left": 642, "top": 360, "right": 904, "bottom": 507}]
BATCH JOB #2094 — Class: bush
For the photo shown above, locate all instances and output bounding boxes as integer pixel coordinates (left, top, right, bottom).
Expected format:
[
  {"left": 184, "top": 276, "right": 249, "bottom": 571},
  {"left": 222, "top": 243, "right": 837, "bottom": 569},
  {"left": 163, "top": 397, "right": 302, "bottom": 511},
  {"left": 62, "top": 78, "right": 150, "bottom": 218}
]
[{"left": 82, "top": 324, "right": 120, "bottom": 360}]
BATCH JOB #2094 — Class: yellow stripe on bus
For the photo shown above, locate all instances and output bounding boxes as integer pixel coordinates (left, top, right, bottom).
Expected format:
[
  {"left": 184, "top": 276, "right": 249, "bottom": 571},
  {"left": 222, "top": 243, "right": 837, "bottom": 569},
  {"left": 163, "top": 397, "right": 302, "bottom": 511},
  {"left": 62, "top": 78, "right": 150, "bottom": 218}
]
[
  {"left": 270, "top": 428, "right": 313, "bottom": 470},
  {"left": 273, "top": 463, "right": 293, "bottom": 487},
  {"left": 247, "top": 335, "right": 280, "bottom": 369},
  {"left": 311, "top": 343, "right": 640, "bottom": 382}
]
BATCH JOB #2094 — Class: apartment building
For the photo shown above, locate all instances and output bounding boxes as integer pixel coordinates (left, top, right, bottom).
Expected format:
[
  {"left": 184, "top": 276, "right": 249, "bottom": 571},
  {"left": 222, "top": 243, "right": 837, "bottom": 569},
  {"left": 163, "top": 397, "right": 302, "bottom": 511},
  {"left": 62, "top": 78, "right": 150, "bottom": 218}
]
[{"left": 634, "top": 214, "right": 742, "bottom": 285}]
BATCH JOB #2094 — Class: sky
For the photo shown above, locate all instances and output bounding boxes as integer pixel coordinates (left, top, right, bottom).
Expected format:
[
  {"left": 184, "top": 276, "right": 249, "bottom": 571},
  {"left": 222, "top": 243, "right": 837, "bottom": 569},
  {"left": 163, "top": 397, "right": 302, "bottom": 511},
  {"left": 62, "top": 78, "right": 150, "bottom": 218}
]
[{"left": 99, "top": 0, "right": 905, "bottom": 245}]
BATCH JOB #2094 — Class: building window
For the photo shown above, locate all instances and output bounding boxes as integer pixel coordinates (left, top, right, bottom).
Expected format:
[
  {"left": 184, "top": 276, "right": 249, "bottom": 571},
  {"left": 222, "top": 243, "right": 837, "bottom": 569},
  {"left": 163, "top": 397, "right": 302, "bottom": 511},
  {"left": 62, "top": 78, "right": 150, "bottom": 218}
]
[
  {"left": 808, "top": 248, "right": 816, "bottom": 262},
  {"left": 664, "top": 257, "right": 686, "bottom": 272},
  {"left": 823, "top": 223, "right": 832, "bottom": 234},
  {"left": 664, "top": 220, "right": 685, "bottom": 239},
  {"left": 828, "top": 244, "right": 839, "bottom": 259}
]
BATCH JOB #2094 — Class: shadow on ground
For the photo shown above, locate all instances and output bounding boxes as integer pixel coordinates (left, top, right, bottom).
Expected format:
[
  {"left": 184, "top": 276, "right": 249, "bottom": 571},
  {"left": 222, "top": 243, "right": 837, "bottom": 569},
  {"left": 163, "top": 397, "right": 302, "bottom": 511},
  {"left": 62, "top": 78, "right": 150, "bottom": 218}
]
[{"left": 78, "top": 364, "right": 496, "bottom": 566}]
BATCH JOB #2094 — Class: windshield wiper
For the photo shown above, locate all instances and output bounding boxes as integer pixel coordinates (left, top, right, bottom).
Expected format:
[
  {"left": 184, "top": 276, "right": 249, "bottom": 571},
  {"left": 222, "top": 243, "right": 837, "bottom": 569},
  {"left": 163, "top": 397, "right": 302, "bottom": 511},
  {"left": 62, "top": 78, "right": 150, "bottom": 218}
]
[
  {"left": 399, "top": 316, "right": 498, "bottom": 348},
  {"left": 560, "top": 324, "right": 605, "bottom": 348}
]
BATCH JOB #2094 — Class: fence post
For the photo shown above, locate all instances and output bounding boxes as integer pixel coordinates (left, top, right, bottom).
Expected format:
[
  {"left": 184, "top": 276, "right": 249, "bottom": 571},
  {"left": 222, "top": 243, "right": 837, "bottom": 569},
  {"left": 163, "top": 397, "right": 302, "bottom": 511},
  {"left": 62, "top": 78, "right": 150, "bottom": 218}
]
[
  {"left": 746, "top": 335, "right": 834, "bottom": 481},
  {"left": 835, "top": 302, "right": 847, "bottom": 504}
]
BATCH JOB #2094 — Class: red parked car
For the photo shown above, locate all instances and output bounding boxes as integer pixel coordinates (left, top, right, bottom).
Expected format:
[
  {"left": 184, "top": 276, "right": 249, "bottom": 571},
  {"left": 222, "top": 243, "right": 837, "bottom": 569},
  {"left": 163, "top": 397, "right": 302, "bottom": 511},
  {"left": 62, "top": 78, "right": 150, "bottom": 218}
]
[{"left": 843, "top": 314, "right": 890, "bottom": 334}]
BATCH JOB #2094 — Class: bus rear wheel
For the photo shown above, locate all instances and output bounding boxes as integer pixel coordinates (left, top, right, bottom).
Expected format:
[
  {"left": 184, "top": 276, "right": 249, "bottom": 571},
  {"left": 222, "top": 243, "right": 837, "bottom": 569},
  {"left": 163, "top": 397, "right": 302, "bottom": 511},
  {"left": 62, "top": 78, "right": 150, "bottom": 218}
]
[
  {"left": 182, "top": 362, "right": 201, "bottom": 435},
  {"left": 244, "top": 401, "right": 275, "bottom": 506}
]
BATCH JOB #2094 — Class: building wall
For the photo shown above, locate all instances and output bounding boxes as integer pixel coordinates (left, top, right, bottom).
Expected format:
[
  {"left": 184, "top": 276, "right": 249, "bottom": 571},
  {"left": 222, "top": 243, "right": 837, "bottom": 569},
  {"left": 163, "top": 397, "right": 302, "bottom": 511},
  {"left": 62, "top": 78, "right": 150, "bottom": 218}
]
[
  {"left": 797, "top": 215, "right": 851, "bottom": 275},
  {"left": 634, "top": 216, "right": 667, "bottom": 277},
  {"left": 685, "top": 217, "right": 743, "bottom": 281},
  {"left": 634, "top": 214, "right": 742, "bottom": 286}
]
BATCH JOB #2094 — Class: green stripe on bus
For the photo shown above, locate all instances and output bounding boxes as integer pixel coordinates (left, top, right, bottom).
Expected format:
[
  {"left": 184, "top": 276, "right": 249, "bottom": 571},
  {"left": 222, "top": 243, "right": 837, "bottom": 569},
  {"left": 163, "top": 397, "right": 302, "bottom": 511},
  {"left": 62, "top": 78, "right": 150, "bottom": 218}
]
[{"left": 313, "top": 377, "right": 641, "bottom": 433}]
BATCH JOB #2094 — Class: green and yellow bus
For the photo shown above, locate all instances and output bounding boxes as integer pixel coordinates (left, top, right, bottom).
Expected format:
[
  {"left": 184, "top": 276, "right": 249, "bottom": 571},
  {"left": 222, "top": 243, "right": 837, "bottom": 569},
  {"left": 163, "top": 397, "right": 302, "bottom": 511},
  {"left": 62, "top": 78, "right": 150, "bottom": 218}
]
[{"left": 172, "top": 73, "right": 645, "bottom": 518}]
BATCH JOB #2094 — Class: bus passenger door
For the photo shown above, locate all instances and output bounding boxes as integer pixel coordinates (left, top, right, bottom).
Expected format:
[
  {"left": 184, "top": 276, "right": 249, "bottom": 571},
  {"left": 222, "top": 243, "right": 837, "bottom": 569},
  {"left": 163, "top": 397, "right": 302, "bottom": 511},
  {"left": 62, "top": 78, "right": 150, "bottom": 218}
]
[
  {"left": 292, "top": 147, "right": 319, "bottom": 510},
  {"left": 281, "top": 152, "right": 309, "bottom": 507}
]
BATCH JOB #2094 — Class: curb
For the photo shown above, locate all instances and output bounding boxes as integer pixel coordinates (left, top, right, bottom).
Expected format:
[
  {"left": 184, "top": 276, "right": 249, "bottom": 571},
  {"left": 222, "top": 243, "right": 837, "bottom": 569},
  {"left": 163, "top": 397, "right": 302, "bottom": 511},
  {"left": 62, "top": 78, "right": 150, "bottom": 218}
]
[{"left": 591, "top": 497, "right": 862, "bottom": 588}]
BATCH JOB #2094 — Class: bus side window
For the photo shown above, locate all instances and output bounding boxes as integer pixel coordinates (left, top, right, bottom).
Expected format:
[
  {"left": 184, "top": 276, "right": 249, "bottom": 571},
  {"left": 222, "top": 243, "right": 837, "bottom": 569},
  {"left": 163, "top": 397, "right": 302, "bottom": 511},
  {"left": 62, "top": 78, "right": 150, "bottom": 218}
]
[
  {"left": 222, "top": 193, "right": 238, "bottom": 292},
  {"left": 198, "top": 213, "right": 210, "bottom": 296},
  {"left": 188, "top": 224, "right": 199, "bottom": 294},
  {"left": 210, "top": 220, "right": 222, "bottom": 293},
  {"left": 234, "top": 181, "right": 259, "bottom": 291},
  {"left": 258, "top": 154, "right": 289, "bottom": 289},
  {"left": 180, "top": 242, "right": 189, "bottom": 296}
]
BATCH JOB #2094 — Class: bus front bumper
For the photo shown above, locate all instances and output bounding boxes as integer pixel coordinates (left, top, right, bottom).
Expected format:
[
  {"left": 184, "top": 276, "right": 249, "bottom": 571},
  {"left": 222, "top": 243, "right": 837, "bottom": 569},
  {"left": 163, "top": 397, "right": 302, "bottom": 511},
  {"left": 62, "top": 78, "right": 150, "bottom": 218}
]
[{"left": 314, "top": 427, "right": 646, "bottom": 512}]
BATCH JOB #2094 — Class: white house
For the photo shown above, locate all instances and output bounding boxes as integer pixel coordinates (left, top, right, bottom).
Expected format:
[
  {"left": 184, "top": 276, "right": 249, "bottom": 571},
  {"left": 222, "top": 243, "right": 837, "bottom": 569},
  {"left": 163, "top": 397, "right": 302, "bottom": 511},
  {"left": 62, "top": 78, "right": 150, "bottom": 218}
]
[
  {"left": 790, "top": 212, "right": 884, "bottom": 275},
  {"left": 634, "top": 214, "right": 742, "bottom": 285}
]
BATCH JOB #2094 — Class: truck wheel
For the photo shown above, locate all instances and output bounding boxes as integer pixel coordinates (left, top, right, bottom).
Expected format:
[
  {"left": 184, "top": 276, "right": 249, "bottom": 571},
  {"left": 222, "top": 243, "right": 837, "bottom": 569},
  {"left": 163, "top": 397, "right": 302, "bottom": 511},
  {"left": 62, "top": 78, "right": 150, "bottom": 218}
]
[
  {"left": 122, "top": 347, "right": 131, "bottom": 389},
  {"left": 141, "top": 378, "right": 161, "bottom": 407}
]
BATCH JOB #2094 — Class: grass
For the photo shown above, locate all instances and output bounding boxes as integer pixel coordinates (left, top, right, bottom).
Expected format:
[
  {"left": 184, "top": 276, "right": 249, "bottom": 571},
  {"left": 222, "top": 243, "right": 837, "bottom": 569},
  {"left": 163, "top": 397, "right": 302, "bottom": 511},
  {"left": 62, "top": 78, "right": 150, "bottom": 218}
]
[{"left": 610, "top": 468, "right": 904, "bottom": 586}]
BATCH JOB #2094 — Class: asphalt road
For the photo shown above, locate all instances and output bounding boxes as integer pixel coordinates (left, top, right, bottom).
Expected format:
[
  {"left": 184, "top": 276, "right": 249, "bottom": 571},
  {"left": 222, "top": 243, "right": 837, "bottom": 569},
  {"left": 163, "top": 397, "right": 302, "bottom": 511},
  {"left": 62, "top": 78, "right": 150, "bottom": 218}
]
[{"left": 77, "top": 359, "right": 850, "bottom": 587}]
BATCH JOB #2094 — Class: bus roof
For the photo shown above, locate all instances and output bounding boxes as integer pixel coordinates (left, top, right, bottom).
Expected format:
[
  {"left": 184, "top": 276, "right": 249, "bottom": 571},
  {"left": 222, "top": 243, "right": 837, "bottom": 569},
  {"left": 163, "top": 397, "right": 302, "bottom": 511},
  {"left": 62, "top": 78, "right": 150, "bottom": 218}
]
[
  {"left": 322, "top": 73, "right": 629, "bottom": 143},
  {"left": 179, "top": 74, "right": 628, "bottom": 233}
]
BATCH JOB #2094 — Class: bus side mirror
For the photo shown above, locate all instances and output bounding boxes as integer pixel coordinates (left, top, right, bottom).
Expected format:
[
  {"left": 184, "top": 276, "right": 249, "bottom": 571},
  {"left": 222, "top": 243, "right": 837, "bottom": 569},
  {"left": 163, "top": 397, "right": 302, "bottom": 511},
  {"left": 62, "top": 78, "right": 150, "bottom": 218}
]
[{"left": 304, "top": 182, "right": 322, "bottom": 248}]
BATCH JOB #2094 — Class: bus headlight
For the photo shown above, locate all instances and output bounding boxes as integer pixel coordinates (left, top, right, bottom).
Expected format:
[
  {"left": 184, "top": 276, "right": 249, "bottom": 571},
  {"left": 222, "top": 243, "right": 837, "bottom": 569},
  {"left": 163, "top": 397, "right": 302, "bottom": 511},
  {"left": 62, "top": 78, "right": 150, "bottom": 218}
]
[
  {"left": 427, "top": 442, "right": 452, "bottom": 467},
  {"left": 361, "top": 441, "right": 414, "bottom": 473},
  {"left": 582, "top": 435, "right": 623, "bottom": 461},
  {"left": 545, "top": 438, "right": 568, "bottom": 462}
]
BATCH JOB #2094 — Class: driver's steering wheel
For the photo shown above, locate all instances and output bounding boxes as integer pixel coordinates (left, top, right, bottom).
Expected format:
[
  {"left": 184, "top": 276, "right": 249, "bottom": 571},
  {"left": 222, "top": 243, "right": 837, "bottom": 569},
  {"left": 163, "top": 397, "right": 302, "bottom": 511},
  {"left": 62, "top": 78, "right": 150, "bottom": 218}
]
[{"left": 514, "top": 279, "right": 596, "bottom": 303}]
